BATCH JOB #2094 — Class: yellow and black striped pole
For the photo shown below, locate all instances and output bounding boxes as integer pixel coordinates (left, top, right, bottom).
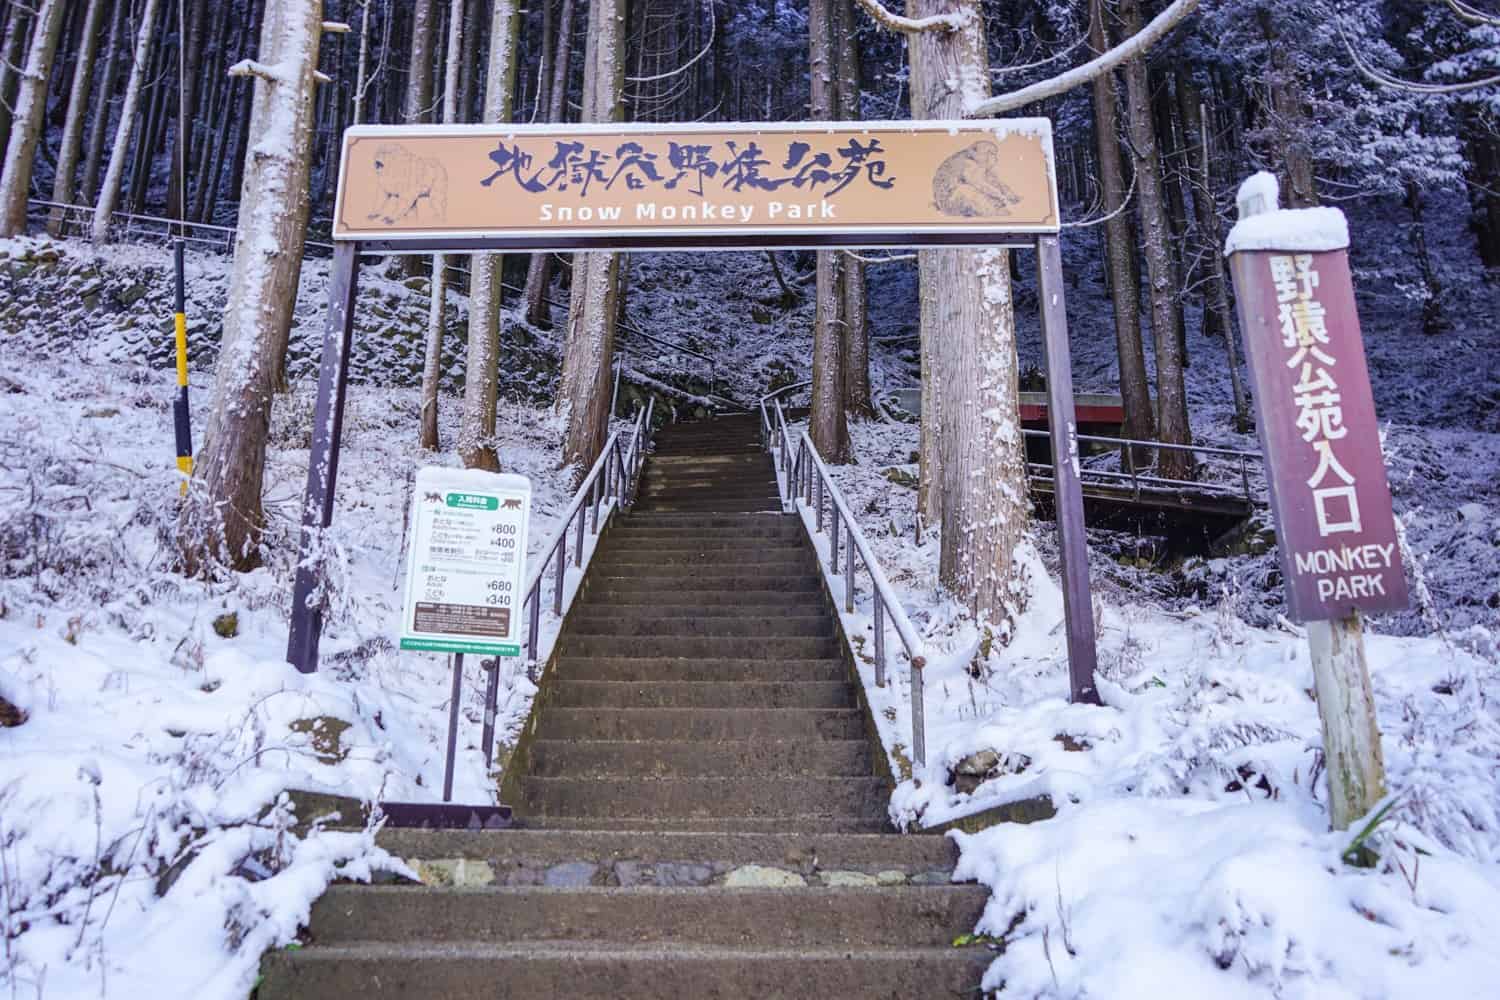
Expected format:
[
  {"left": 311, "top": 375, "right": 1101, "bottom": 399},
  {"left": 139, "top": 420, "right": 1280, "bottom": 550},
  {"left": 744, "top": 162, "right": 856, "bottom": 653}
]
[{"left": 173, "top": 240, "right": 192, "bottom": 492}]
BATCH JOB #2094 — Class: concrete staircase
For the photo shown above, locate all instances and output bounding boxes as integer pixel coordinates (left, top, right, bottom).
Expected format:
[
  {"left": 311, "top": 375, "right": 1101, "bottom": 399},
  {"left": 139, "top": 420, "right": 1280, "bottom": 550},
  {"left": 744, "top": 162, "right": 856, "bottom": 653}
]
[{"left": 258, "top": 414, "right": 990, "bottom": 998}]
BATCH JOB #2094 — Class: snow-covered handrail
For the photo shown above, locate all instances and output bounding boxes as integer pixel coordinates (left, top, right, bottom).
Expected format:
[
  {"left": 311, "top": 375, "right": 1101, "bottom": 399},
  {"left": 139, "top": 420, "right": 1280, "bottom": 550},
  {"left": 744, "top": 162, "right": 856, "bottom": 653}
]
[
  {"left": 759, "top": 388, "right": 931, "bottom": 768},
  {"left": 520, "top": 398, "right": 654, "bottom": 680}
]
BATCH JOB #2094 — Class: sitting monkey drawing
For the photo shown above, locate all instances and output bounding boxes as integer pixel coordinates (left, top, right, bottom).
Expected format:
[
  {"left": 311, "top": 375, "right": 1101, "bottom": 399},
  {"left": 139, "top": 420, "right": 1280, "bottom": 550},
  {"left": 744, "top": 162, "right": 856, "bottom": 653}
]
[
  {"left": 931, "top": 140, "right": 1021, "bottom": 218},
  {"left": 366, "top": 144, "right": 449, "bottom": 226}
]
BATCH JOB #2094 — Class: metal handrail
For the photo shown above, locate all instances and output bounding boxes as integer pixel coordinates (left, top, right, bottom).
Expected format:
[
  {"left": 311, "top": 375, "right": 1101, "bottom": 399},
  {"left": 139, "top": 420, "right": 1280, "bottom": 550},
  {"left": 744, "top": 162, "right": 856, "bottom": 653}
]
[
  {"left": 759, "top": 386, "right": 930, "bottom": 769},
  {"left": 519, "top": 398, "right": 654, "bottom": 681},
  {"left": 757, "top": 379, "right": 810, "bottom": 444}
]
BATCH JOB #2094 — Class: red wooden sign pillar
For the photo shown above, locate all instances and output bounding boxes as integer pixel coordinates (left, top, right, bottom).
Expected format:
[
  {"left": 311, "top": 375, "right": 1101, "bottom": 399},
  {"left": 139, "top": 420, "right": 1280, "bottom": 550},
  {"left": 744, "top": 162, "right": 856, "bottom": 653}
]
[{"left": 1226, "top": 173, "right": 1408, "bottom": 833}]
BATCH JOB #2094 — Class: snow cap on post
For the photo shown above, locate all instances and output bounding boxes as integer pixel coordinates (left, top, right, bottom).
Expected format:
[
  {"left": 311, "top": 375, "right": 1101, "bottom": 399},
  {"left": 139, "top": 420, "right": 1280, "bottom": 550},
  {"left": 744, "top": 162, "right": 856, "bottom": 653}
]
[{"left": 1225, "top": 171, "right": 1349, "bottom": 256}]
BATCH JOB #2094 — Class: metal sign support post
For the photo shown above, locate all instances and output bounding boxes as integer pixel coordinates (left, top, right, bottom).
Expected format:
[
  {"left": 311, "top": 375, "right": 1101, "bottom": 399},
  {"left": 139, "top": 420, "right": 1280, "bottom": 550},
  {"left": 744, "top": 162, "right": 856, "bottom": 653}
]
[
  {"left": 442, "top": 653, "right": 464, "bottom": 802},
  {"left": 287, "top": 241, "right": 363, "bottom": 674},
  {"left": 1035, "top": 234, "right": 1100, "bottom": 705}
]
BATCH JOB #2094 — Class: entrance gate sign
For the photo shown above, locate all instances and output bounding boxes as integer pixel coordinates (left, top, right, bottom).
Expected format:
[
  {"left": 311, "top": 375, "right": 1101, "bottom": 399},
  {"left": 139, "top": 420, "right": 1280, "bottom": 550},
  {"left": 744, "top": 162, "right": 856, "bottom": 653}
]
[
  {"left": 401, "top": 468, "right": 532, "bottom": 657},
  {"left": 331, "top": 120, "right": 1059, "bottom": 249},
  {"left": 1228, "top": 222, "right": 1408, "bottom": 621},
  {"left": 292, "top": 116, "right": 1100, "bottom": 711}
]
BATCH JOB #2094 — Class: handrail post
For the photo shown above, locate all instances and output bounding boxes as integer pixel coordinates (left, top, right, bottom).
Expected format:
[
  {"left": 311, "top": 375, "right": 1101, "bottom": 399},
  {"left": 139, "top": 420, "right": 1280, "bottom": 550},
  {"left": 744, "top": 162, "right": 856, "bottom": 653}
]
[
  {"left": 589, "top": 472, "right": 601, "bottom": 535},
  {"left": 527, "top": 590, "right": 541, "bottom": 682},
  {"left": 873, "top": 599, "right": 886, "bottom": 688},
  {"left": 815, "top": 471, "right": 824, "bottom": 533},
  {"left": 845, "top": 524, "right": 855, "bottom": 613},
  {"left": 553, "top": 539, "right": 565, "bottom": 617},
  {"left": 574, "top": 499, "right": 585, "bottom": 566},
  {"left": 911, "top": 658, "right": 926, "bottom": 768},
  {"left": 830, "top": 506, "right": 840, "bottom": 574}
]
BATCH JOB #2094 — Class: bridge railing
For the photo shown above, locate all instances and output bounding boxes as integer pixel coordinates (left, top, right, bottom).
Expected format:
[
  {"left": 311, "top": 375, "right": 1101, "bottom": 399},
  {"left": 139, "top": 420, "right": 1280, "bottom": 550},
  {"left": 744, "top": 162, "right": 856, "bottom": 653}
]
[
  {"left": 760, "top": 384, "right": 931, "bottom": 769},
  {"left": 1022, "top": 428, "right": 1263, "bottom": 504},
  {"left": 520, "top": 398, "right": 654, "bottom": 683}
]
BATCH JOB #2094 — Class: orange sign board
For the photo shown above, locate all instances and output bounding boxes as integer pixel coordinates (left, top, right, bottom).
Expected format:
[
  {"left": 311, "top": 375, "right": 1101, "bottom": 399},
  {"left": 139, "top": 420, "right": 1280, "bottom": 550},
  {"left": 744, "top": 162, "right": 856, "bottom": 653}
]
[{"left": 331, "top": 120, "right": 1058, "bottom": 248}]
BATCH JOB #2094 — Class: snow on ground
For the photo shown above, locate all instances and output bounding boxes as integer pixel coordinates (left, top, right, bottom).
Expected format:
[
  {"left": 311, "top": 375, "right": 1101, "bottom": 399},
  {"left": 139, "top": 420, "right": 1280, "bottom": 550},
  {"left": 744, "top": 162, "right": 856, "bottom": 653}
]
[
  {"left": 0, "top": 341, "right": 595, "bottom": 997},
  {"left": 791, "top": 409, "right": 1500, "bottom": 997}
]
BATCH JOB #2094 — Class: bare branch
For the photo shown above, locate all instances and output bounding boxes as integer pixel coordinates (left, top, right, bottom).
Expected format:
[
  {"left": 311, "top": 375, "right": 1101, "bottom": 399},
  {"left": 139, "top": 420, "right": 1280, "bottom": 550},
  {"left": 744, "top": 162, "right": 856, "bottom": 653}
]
[
  {"left": 851, "top": 0, "right": 963, "bottom": 34},
  {"left": 228, "top": 59, "right": 285, "bottom": 84},
  {"left": 967, "top": 0, "right": 1201, "bottom": 117},
  {"left": 1444, "top": 0, "right": 1500, "bottom": 27},
  {"left": 1337, "top": 16, "right": 1500, "bottom": 94},
  {"left": 626, "top": 0, "right": 715, "bottom": 83}
]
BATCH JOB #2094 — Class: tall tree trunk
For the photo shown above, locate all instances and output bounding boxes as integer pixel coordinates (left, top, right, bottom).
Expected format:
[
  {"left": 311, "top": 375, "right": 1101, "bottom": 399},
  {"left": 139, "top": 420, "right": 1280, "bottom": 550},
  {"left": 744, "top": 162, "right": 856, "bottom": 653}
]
[
  {"left": 907, "top": 0, "right": 1029, "bottom": 627},
  {"left": 47, "top": 0, "right": 106, "bottom": 235},
  {"left": 1177, "top": 78, "right": 1250, "bottom": 431},
  {"left": 166, "top": 0, "right": 208, "bottom": 218},
  {"left": 808, "top": 0, "right": 849, "bottom": 461},
  {"left": 835, "top": 0, "right": 872, "bottom": 419},
  {"left": 418, "top": 0, "right": 467, "bottom": 452},
  {"left": 1152, "top": 68, "right": 1190, "bottom": 369},
  {"left": 0, "top": 3, "right": 31, "bottom": 161},
  {"left": 1089, "top": 0, "right": 1155, "bottom": 457},
  {"left": 1120, "top": 0, "right": 1192, "bottom": 479},
  {"left": 82, "top": 0, "right": 129, "bottom": 206},
  {"left": 181, "top": 0, "right": 327, "bottom": 572},
  {"left": 404, "top": 0, "right": 438, "bottom": 123},
  {"left": 557, "top": 0, "right": 624, "bottom": 473},
  {"left": 0, "top": 0, "right": 68, "bottom": 236},
  {"left": 129, "top": 35, "right": 173, "bottom": 214},
  {"left": 458, "top": 0, "right": 520, "bottom": 470},
  {"left": 1406, "top": 182, "right": 1448, "bottom": 336},
  {"left": 1464, "top": 121, "right": 1500, "bottom": 270},
  {"left": 399, "top": 0, "right": 438, "bottom": 278},
  {"left": 92, "top": 0, "right": 164, "bottom": 243},
  {"left": 523, "top": 0, "right": 577, "bottom": 328},
  {"left": 1257, "top": 9, "right": 1317, "bottom": 209},
  {"left": 352, "top": 0, "right": 371, "bottom": 124}
]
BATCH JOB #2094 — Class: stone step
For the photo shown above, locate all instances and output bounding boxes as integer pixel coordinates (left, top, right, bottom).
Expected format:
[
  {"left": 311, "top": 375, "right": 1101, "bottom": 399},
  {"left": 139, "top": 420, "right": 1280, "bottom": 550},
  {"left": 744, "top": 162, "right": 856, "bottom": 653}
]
[
  {"left": 585, "top": 572, "right": 821, "bottom": 595},
  {"left": 606, "top": 525, "right": 803, "bottom": 545},
  {"left": 645, "top": 453, "right": 775, "bottom": 468},
  {"left": 301, "top": 885, "right": 984, "bottom": 948},
  {"left": 260, "top": 940, "right": 991, "bottom": 1000},
  {"left": 584, "top": 560, "right": 811, "bottom": 580},
  {"left": 566, "top": 615, "right": 833, "bottom": 638},
  {"left": 618, "top": 513, "right": 797, "bottom": 530},
  {"left": 534, "top": 707, "right": 865, "bottom": 742},
  {"left": 568, "top": 603, "right": 830, "bottom": 624},
  {"left": 632, "top": 500, "right": 784, "bottom": 513},
  {"left": 597, "top": 537, "right": 806, "bottom": 556},
  {"left": 637, "top": 486, "right": 782, "bottom": 502},
  {"left": 527, "top": 738, "right": 870, "bottom": 777},
  {"left": 549, "top": 680, "right": 854, "bottom": 710},
  {"left": 551, "top": 656, "right": 846, "bottom": 683},
  {"left": 576, "top": 591, "right": 823, "bottom": 612},
  {"left": 511, "top": 815, "right": 891, "bottom": 833},
  {"left": 374, "top": 828, "right": 959, "bottom": 873},
  {"left": 518, "top": 776, "right": 888, "bottom": 820},
  {"left": 557, "top": 635, "right": 839, "bottom": 659},
  {"left": 592, "top": 546, "right": 810, "bottom": 566}
]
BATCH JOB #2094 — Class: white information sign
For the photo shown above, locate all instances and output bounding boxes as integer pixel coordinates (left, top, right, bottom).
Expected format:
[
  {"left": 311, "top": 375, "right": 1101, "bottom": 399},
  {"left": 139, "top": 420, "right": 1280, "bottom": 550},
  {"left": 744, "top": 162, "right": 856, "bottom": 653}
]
[{"left": 400, "top": 467, "right": 531, "bottom": 657}]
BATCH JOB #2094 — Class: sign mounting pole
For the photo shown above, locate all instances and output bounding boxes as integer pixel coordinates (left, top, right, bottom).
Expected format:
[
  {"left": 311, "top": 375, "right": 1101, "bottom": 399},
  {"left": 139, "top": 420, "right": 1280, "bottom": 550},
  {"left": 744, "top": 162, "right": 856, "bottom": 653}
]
[{"left": 1036, "top": 234, "right": 1100, "bottom": 704}]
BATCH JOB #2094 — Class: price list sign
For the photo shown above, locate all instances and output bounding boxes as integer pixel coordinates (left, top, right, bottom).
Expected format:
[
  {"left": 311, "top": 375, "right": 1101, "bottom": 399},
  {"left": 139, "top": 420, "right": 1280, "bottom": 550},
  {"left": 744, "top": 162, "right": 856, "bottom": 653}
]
[{"left": 400, "top": 468, "right": 531, "bottom": 657}]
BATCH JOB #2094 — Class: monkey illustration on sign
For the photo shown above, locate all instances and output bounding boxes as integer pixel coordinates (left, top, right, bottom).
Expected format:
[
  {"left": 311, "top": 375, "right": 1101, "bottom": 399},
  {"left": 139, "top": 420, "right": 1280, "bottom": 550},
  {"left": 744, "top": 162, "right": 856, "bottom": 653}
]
[
  {"left": 366, "top": 144, "right": 449, "bottom": 226},
  {"left": 502, "top": 498, "right": 523, "bottom": 510},
  {"left": 423, "top": 492, "right": 443, "bottom": 504},
  {"left": 931, "top": 140, "right": 1021, "bottom": 219}
]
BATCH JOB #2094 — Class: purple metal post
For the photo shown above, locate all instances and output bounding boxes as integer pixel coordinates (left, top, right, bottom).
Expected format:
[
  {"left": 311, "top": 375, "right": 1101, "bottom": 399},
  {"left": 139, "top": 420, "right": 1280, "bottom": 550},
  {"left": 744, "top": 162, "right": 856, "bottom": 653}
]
[
  {"left": 1036, "top": 235, "right": 1101, "bottom": 704},
  {"left": 872, "top": 598, "right": 886, "bottom": 688},
  {"left": 287, "top": 242, "right": 362, "bottom": 674}
]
